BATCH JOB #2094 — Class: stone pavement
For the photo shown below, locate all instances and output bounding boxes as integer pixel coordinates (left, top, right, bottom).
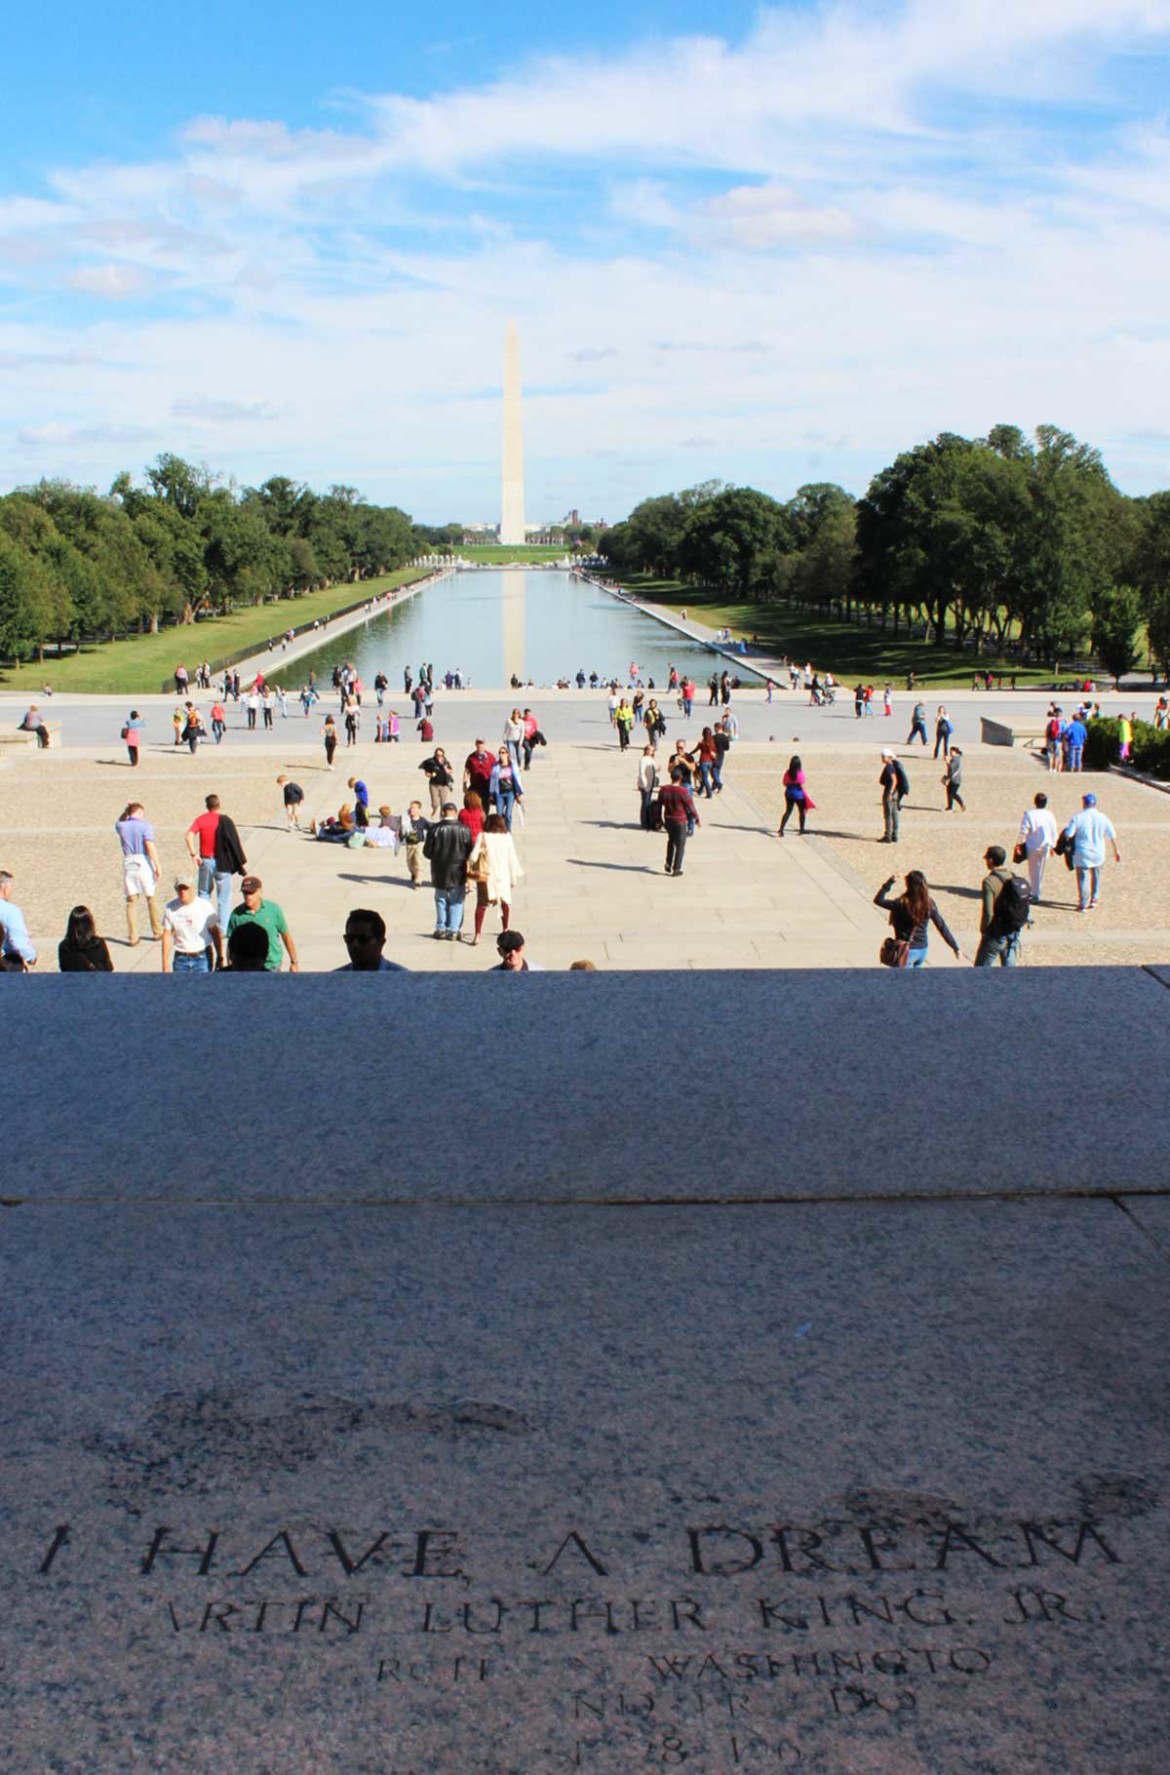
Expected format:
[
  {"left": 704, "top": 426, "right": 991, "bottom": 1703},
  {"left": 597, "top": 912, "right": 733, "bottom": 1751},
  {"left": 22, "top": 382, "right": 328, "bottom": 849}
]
[
  {"left": 0, "top": 729, "right": 899, "bottom": 973},
  {"left": 3, "top": 969, "right": 1169, "bottom": 1773}
]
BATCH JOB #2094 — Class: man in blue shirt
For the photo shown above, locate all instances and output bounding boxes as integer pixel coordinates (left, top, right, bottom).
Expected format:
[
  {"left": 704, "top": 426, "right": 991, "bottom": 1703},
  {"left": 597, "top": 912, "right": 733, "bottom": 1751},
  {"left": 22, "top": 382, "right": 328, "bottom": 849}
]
[
  {"left": 1063, "top": 793, "right": 1122, "bottom": 913},
  {"left": 0, "top": 870, "right": 37, "bottom": 969},
  {"left": 1064, "top": 714, "right": 1087, "bottom": 773}
]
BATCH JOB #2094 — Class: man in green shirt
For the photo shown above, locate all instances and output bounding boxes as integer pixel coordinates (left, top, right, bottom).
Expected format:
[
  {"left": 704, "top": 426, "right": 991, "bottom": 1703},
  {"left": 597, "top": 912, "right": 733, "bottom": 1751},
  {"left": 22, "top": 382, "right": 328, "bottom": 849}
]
[{"left": 226, "top": 875, "right": 299, "bottom": 972}]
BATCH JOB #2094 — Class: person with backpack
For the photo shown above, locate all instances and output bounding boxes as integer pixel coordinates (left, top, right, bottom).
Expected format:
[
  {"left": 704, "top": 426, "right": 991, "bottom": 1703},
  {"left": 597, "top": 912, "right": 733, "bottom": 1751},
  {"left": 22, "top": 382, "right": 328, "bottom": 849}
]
[
  {"left": 879, "top": 749, "right": 909, "bottom": 843},
  {"left": 974, "top": 844, "right": 1029, "bottom": 967},
  {"left": 933, "top": 706, "right": 953, "bottom": 759}
]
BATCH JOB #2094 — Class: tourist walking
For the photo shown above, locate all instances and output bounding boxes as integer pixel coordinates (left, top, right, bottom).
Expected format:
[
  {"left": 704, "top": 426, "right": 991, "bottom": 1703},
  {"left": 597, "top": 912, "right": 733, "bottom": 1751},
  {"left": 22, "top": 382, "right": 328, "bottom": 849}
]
[
  {"left": 121, "top": 709, "right": 145, "bottom": 765},
  {"left": 226, "top": 875, "right": 299, "bottom": 972},
  {"left": 58, "top": 906, "right": 113, "bottom": 973},
  {"left": 942, "top": 747, "right": 965, "bottom": 811},
  {"left": 209, "top": 699, "right": 226, "bottom": 743},
  {"left": 181, "top": 705, "right": 204, "bottom": 753},
  {"left": 659, "top": 767, "right": 700, "bottom": 876},
  {"left": 690, "top": 727, "right": 719, "bottom": 797},
  {"left": 400, "top": 801, "right": 429, "bottom": 887},
  {"left": 907, "top": 701, "right": 928, "bottom": 746},
  {"left": 680, "top": 677, "right": 694, "bottom": 718},
  {"left": 115, "top": 801, "right": 163, "bottom": 944},
  {"left": 161, "top": 874, "right": 223, "bottom": 975},
  {"left": 466, "top": 813, "right": 524, "bottom": 946},
  {"left": 1016, "top": 792, "right": 1058, "bottom": 902},
  {"left": 424, "top": 802, "right": 473, "bottom": 940},
  {"left": 421, "top": 746, "right": 456, "bottom": 815},
  {"left": 322, "top": 713, "right": 338, "bottom": 770},
  {"left": 615, "top": 699, "right": 634, "bottom": 751},
  {"left": 463, "top": 739, "right": 496, "bottom": 808},
  {"left": 874, "top": 871, "right": 963, "bottom": 968},
  {"left": 1062, "top": 793, "right": 1122, "bottom": 913},
  {"left": 344, "top": 700, "right": 360, "bottom": 746},
  {"left": 778, "top": 756, "right": 814, "bottom": 835},
  {"left": 0, "top": 870, "right": 37, "bottom": 970},
  {"left": 637, "top": 746, "right": 659, "bottom": 829},
  {"left": 185, "top": 793, "right": 247, "bottom": 932},
  {"left": 933, "top": 707, "right": 953, "bottom": 759},
  {"left": 489, "top": 746, "right": 524, "bottom": 830},
  {"left": 974, "top": 845, "right": 1029, "bottom": 966},
  {"left": 879, "top": 749, "right": 909, "bottom": 843}
]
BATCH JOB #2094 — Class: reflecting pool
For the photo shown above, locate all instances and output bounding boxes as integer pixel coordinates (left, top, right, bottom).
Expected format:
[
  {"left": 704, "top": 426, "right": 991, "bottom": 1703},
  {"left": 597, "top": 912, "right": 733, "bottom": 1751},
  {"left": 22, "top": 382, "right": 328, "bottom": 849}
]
[{"left": 289, "top": 570, "right": 734, "bottom": 689}]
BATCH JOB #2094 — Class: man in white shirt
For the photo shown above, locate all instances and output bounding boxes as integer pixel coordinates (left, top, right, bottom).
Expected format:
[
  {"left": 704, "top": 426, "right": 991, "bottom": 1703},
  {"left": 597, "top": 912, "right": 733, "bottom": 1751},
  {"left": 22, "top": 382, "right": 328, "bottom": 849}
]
[
  {"left": 1018, "top": 791, "right": 1059, "bottom": 902},
  {"left": 161, "top": 875, "right": 223, "bottom": 974},
  {"left": 1062, "top": 793, "right": 1122, "bottom": 913}
]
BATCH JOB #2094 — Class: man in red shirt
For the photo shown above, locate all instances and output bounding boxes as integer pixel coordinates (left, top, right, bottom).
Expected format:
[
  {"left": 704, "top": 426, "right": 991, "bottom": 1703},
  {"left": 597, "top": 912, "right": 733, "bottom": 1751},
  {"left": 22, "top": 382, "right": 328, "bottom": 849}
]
[
  {"left": 658, "top": 767, "right": 699, "bottom": 877},
  {"left": 186, "top": 793, "right": 246, "bottom": 931},
  {"left": 464, "top": 740, "right": 495, "bottom": 807}
]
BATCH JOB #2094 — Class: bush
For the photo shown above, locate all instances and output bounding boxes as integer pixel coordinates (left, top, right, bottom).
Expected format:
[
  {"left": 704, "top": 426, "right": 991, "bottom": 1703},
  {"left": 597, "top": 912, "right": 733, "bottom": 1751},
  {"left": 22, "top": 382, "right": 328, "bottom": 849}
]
[{"left": 1085, "top": 715, "right": 1170, "bottom": 780}]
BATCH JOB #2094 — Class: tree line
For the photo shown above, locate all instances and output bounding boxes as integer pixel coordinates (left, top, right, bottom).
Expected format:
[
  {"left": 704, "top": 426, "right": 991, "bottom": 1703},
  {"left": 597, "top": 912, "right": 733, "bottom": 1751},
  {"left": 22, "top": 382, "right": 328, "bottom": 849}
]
[
  {"left": 599, "top": 425, "right": 1170, "bottom": 678},
  {"left": 0, "top": 455, "right": 454, "bottom": 661}
]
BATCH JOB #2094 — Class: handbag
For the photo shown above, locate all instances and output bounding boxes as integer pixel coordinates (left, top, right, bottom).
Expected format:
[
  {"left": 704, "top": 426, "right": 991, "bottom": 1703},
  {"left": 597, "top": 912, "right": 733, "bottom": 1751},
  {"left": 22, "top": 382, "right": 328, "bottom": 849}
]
[
  {"left": 1012, "top": 841, "right": 1027, "bottom": 865},
  {"left": 879, "top": 936, "right": 910, "bottom": 968},
  {"left": 467, "top": 847, "right": 489, "bottom": 883}
]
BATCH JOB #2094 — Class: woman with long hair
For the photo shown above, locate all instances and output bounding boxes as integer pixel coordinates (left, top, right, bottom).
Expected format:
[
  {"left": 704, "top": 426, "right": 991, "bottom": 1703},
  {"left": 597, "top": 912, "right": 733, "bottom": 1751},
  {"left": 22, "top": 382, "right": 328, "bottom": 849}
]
[
  {"left": 778, "top": 755, "right": 815, "bottom": 836},
  {"left": 466, "top": 813, "right": 524, "bottom": 946},
  {"left": 874, "top": 870, "right": 963, "bottom": 968},
  {"left": 460, "top": 790, "right": 485, "bottom": 845},
  {"left": 58, "top": 906, "right": 113, "bottom": 973},
  {"left": 489, "top": 745, "right": 523, "bottom": 831},
  {"left": 688, "top": 727, "right": 719, "bottom": 798}
]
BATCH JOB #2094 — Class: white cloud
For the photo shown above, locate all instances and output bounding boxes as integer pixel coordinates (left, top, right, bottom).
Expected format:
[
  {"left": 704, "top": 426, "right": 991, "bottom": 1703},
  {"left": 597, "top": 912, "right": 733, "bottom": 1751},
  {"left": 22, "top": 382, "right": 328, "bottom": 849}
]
[
  {"left": 172, "top": 396, "right": 279, "bottom": 422},
  {"left": 65, "top": 264, "right": 154, "bottom": 300},
  {"left": 2, "top": 2, "right": 1170, "bottom": 511}
]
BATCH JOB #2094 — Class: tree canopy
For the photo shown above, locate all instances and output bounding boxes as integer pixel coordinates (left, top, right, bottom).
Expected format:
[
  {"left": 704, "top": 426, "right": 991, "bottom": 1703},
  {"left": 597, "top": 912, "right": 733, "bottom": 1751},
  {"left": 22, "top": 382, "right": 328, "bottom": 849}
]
[
  {"left": 601, "top": 424, "right": 1157, "bottom": 669},
  {"left": 0, "top": 457, "right": 427, "bottom": 661}
]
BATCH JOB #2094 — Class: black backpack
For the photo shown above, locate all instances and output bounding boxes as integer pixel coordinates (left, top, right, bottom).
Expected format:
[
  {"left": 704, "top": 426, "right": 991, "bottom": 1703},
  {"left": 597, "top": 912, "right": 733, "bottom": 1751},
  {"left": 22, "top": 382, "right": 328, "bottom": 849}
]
[{"left": 993, "top": 872, "right": 1032, "bottom": 934}]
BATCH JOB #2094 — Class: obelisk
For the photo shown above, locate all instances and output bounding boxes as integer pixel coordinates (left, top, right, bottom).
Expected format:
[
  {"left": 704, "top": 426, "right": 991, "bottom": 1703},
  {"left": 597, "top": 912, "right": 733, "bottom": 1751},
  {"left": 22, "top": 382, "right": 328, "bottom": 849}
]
[{"left": 500, "top": 321, "right": 525, "bottom": 546}]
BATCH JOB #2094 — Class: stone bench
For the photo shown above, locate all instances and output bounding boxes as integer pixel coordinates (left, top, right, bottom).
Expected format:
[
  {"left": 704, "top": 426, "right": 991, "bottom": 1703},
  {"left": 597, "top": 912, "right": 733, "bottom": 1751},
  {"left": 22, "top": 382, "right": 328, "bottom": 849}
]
[
  {"left": 0, "top": 722, "right": 62, "bottom": 747},
  {"left": 981, "top": 717, "right": 1046, "bottom": 749}
]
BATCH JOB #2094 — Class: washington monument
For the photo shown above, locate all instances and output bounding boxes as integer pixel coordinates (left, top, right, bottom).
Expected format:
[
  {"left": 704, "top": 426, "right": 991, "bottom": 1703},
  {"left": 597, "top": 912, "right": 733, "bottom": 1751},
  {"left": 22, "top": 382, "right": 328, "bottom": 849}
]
[{"left": 500, "top": 321, "right": 525, "bottom": 546}]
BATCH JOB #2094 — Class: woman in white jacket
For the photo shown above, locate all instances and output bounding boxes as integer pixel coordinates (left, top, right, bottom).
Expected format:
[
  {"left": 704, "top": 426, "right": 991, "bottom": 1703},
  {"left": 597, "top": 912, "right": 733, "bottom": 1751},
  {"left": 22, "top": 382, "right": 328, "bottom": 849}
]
[{"left": 465, "top": 813, "right": 524, "bottom": 946}]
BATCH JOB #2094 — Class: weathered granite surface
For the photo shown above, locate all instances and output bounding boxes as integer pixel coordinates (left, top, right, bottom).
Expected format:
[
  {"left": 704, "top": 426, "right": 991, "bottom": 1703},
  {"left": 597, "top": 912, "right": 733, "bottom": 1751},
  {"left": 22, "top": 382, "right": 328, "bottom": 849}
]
[
  {"left": 3, "top": 1194, "right": 1167, "bottom": 1773},
  {"left": 6, "top": 969, "right": 1170, "bottom": 1202}
]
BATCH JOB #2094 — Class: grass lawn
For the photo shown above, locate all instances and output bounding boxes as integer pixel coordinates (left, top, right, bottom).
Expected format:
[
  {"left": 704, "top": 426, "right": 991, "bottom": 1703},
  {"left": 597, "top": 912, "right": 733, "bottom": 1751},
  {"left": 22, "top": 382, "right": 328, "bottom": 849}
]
[
  {"left": 460, "top": 544, "right": 569, "bottom": 564},
  {"left": 0, "top": 567, "right": 431, "bottom": 697},
  {"left": 624, "top": 578, "right": 1053, "bottom": 689}
]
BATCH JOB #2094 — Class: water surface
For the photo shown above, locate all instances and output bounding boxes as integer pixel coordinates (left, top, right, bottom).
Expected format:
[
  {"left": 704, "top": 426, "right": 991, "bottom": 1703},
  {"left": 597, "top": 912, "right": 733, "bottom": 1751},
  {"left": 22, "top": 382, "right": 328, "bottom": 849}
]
[{"left": 290, "top": 570, "right": 728, "bottom": 689}]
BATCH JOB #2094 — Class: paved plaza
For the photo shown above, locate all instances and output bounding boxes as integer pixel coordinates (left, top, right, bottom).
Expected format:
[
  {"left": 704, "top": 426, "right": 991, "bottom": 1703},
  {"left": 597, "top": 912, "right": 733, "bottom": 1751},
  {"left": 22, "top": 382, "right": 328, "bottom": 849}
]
[{"left": 1, "top": 686, "right": 1167, "bottom": 971}]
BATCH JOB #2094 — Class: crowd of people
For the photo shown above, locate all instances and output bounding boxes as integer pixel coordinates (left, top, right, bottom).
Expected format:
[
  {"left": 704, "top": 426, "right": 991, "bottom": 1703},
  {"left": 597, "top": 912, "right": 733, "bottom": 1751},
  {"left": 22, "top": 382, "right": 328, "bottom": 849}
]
[{"left": 0, "top": 647, "right": 1145, "bottom": 975}]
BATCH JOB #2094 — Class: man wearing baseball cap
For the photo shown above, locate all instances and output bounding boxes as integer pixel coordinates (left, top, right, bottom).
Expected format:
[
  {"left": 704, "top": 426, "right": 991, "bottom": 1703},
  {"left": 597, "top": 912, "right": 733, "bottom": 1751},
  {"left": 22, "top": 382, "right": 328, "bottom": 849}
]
[
  {"left": 878, "top": 749, "right": 909, "bottom": 844},
  {"left": 1062, "top": 793, "right": 1122, "bottom": 913},
  {"left": 491, "top": 930, "right": 545, "bottom": 972},
  {"left": 161, "top": 874, "right": 223, "bottom": 975},
  {"left": 225, "top": 875, "right": 299, "bottom": 971}
]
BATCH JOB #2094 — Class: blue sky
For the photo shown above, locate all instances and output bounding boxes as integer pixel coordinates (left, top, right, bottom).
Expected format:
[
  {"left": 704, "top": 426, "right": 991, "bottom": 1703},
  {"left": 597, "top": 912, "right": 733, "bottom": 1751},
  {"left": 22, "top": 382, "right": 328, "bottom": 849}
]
[{"left": 3, "top": 1, "right": 1170, "bottom": 523}]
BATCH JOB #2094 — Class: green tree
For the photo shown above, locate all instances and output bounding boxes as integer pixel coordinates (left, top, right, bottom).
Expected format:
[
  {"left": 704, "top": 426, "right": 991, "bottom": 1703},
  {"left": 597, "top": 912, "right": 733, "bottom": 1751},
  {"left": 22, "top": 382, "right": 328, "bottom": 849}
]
[
  {"left": 1092, "top": 583, "right": 1144, "bottom": 685},
  {"left": 676, "top": 486, "right": 789, "bottom": 598}
]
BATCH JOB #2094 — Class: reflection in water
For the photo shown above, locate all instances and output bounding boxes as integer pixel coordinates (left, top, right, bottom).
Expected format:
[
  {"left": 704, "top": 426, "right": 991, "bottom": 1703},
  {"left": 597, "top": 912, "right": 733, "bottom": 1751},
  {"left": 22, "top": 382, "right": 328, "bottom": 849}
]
[
  {"left": 502, "top": 570, "right": 525, "bottom": 686},
  {"left": 289, "top": 570, "right": 735, "bottom": 691}
]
